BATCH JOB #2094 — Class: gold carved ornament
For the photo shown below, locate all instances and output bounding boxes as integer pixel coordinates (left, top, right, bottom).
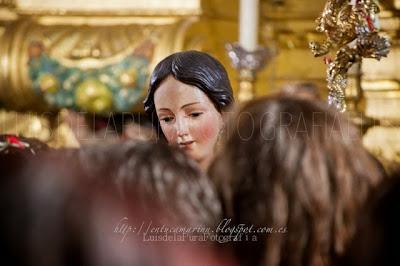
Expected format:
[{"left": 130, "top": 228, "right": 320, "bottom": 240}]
[{"left": 309, "top": 0, "right": 390, "bottom": 112}]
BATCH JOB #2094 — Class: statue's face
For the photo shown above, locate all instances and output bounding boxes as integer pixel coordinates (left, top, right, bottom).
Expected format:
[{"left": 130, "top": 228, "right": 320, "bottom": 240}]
[{"left": 154, "top": 75, "right": 223, "bottom": 170}]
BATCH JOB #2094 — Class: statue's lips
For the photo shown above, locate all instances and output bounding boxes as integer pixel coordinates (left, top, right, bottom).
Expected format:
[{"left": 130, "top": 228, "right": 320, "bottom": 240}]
[{"left": 178, "top": 140, "right": 195, "bottom": 148}]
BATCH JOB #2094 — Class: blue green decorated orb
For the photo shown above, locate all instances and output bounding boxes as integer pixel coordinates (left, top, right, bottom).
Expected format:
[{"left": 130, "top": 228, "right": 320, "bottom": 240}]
[
  {"left": 39, "top": 73, "right": 59, "bottom": 93},
  {"left": 75, "top": 79, "right": 113, "bottom": 113},
  {"left": 119, "top": 68, "right": 138, "bottom": 88}
]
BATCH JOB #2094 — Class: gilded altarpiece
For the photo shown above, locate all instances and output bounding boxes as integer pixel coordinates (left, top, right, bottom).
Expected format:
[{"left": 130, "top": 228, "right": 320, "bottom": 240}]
[{"left": 0, "top": 0, "right": 199, "bottom": 146}]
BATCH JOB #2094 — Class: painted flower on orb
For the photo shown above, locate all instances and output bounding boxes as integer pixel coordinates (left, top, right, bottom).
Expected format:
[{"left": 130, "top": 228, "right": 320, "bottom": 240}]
[
  {"left": 75, "top": 79, "right": 113, "bottom": 113},
  {"left": 119, "top": 68, "right": 138, "bottom": 87},
  {"left": 39, "top": 73, "right": 59, "bottom": 93}
]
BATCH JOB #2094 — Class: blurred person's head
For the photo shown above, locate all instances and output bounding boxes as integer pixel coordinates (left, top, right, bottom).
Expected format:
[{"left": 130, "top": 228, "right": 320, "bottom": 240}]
[
  {"left": 211, "top": 96, "right": 383, "bottom": 266},
  {"left": 0, "top": 148, "right": 231, "bottom": 266},
  {"left": 0, "top": 134, "right": 49, "bottom": 180},
  {"left": 0, "top": 134, "right": 48, "bottom": 157},
  {"left": 343, "top": 168, "right": 400, "bottom": 266},
  {"left": 280, "top": 82, "right": 321, "bottom": 100},
  {"left": 0, "top": 154, "right": 161, "bottom": 266},
  {"left": 73, "top": 140, "right": 222, "bottom": 228}
]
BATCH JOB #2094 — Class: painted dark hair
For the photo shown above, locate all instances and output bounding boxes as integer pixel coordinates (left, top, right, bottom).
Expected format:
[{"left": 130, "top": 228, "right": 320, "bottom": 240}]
[{"left": 143, "top": 50, "right": 234, "bottom": 139}]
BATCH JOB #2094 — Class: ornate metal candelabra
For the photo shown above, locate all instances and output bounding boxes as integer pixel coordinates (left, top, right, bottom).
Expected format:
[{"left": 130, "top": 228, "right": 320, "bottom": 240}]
[
  {"left": 226, "top": 43, "right": 276, "bottom": 102},
  {"left": 310, "top": 0, "right": 390, "bottom": 112}
]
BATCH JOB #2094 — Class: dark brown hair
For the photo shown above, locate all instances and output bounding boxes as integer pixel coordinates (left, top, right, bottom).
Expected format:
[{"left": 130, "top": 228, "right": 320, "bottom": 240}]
[
  {"left": 212, "top": 96, "right": 383, "bottom": 266},
  {"left": 71, "top": 140, "right": 222, "bottom": 227},
  {"left": 1, "top": 141, "right": 224, "bottom": 266}
]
